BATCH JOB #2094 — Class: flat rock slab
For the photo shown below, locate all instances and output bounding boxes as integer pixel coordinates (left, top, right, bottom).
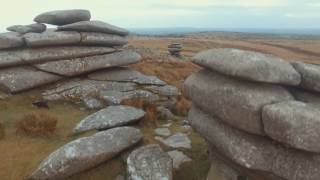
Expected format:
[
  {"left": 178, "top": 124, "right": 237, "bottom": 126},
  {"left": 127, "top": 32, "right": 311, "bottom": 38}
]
[
  {"left": 0, "top": 32, "right": 24, "bottom": 50},
  {"left": 193, "top": 48, "right": 301, "bottom": 85},
  {"left": 7, "top": 23, "right": 46, "bottom": 34},
  {"left": 262, "top": 101, "right": 320, "bottom": 153},
  {"left": 34, "top": 9, "right": 91, "bottom": 25},
  {"left": 100, "top": 90, "right": 159, "bottom": 105},
  {"left": 0, "top": 66, "right": 62, "bottom": 93},
  {"left": 154, "top": 128, "right": 171, "bottom": 137},
  {"left": 35, "top": 51, "right": 141, "bottom": 76},
  {"left": 88, "top": 67, "right": 166, "bottom": 85},
  {"left": 158, "top": 133, "right": 191, "bottom": 149},
  {"left": 188, "top": 105, "right": 320, "bottom": 180},
  {"left": 292, "top": 62, "right": 320, "bottom": 92},
  {"left": 73, "top": 105, "right": 145, "bottom": 134},
  {"left": 24, "top": 30, "right": 81, "bottom": 47},
  {"left": 42, "top": 79, "right": 137, "bottom": 102},
  {"left": 0, "top": 46, "right": 115, "bottom": 68},
  {"left": 127, "top": 144, "right": 173, "bottom": 180},
  {"left": 30, "top": 127, "right": 142, "bottom": 180},
  {"left": 167, "top": 150, "right": 192, "bottom": 169},
  {"left": 58, "top": 20, "right": 129, "bottom": 36},
  {"left": 145, "top": 85, "right": 180, "bottom": 96},
  {"left": 184, "top": 69, "right": 294, "bottom": 135},
  {"left": 80, "top": 32, "right": 128, "bottom": 46}
]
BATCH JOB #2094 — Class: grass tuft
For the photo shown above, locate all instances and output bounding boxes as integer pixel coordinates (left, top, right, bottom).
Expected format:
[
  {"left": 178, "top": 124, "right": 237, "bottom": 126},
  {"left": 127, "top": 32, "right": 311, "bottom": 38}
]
[{"left": 16, "top": 110, "right": 58, "bottom": 137}]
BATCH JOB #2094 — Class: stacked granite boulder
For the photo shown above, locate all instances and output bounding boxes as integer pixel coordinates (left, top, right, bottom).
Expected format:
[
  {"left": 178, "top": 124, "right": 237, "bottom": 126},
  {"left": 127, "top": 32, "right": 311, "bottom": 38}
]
[
  {"left": 168, "top": 43, "right": 182, "bottom": 57},
  {"left": 185, "top": 48, "right": 320, "bottom": 180}
]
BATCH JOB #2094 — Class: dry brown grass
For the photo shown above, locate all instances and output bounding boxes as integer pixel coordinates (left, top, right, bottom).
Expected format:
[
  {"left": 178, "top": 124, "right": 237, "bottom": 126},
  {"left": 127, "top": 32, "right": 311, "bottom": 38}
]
[
  {"left": 16, "top": 110, "right": 58, "bottom": 137},
  {"left": 174, "top": 96, "right": 191, "bottom": 116},
  {"left": 0, "top": 122, "right": 4, "bottom": 139}
]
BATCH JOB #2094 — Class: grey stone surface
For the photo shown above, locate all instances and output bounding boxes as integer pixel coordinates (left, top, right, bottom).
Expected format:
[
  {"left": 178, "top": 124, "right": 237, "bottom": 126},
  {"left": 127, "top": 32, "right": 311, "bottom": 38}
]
[
  {"left": 193, "top": 48, "right": 301, "bottom": 85},
  {"left": 159, "top": 133, "right": 191, "bottom": 149},
  {"left": 88, "top": 67, "right": 166, "bottom": 85},
  {"left": 80, "top": 32, "right": 128, "bottom": 46},
  {"left": 154, "top": 128, "right": 171, "bottom": 137},
  {"left": 100, "top": 90, "right": 159, "bottom": 105},
  {"left": 0, "top": 32, "right": 24, "bottom": 49},
  {"left": 83, "top": 96, "right": 104, "bottom": 109},
  {"left": 145, "top": 85, "right": 180, "bottom": 96},
  {"left": 292, "top": 62, "right": 320, "bottom": 92},
  {"left": 58, "top": 20, "right": 129, "bottom": 36},
  {"left": 0, "top": 46, "right": 115, "bottom": 68},
  {"left": 188, "top": 105, "right": 320, "bottom": 180},
  {"left": 0, "top": 66, "right": 62, "bottom": 93},
  {"left": 127, "top": 144, "right": 173, "bottom": 180},
  {"left": 290, "top": 88, "right": 320, "bottom": 105},
  {"left": 34, "top": 9, "right": 91, "bottom": 25},
  {"left": 30, "top": 127, "right": 142, "bottom": 180},
  {"left": 262, "top": 101, "right": 320, "bottom": 153},
  {"left": 24, "top": 30, "right": 81, "bottom": 47},
  {"left": 73, "top": 105, "right": 145, "bottom": 134},
  {"left": 184, "top": 69, "right": 294, "bottom": 135},
  {"left": 35, "top": 51, "right": 141, "bottom": 76},
  {"left": 7, "top": 23, "right": 46, "bottom": 34},
  {"left": 167, "top": 150, "right": 191, "bottom": 169}
]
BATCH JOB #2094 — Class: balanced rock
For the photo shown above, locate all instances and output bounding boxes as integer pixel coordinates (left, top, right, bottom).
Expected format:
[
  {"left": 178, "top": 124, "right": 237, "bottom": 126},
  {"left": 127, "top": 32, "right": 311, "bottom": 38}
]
[
  {"left": 7, "top": 23, "right": 46, "bottom": 34},
  {"left": 80, "top": 32, "right": 128, "bottom": 46},
  {"left": 24, "top": 30, "right": 81, "bottom": 47},
  {"left": 31, "top": 127, "right": 142, "bottom": 180},
  {"left": 292, "top": 62, "right": 320, "bottom": 92},
  {"left": 34, "top": 9, "right": 91, "bottom": 25},
  {"left": 188, "top": 105, "right": 320, "bottom": 180},
  {"left": 184, "top": 69, "right": 293, "bottom": 135},
  {"left": 34, "top": 51, "right": 141, "bottom": 76},
  {"left": 193, "top": 48, "right": 301, "bottom": 85},
  {"left": 73, "top": 105, "right": 145, "bottom": 134},
  {"left": 0, "top": 32, "right": 24, "bottom": 50},
  {"left": 88, "top": 67, "right": 166, "bottom": 86},
  {"left": 0, "top": 66, "right": 62, "bottom": 93},
  {"left": 127, "top": 144, "right": 173, "bottom": 180},
  {"left": 262, "top": 101, "right": 320, "bottom": 153},
  {"left": 58, "top": 20, "right": 129, "bottom": 36},
  {"left": 0, "top": 46, "right": 115, "bottom": 68},
  {"left": 168, "top": 43, "right": 182, "bottom": 56}
]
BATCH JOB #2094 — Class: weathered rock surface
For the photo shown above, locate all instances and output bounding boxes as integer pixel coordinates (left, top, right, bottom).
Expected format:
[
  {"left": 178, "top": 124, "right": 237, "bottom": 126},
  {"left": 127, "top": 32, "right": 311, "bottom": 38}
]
[
  {"left": 7, "top": 23, "right": 46, "bottom": 34},
  {"left": 188, "top": 105, "right": 320, "bottom": 180},
  {"left": 193, "top": 48, "right": 301, "bottom": 85},
  {"left": 292, "top": 62, "right": 320, "bottom": 92},
  {"left": 158, "top": 133, "right": 191, "bottom": 149},
  {"left": 73, "top": 105, "right": 145, "bottom": 134},
  {"left": 31, "top": 127, "right": 142, "bottom": 180},
  {"left": 0, "top": 32, "right": 24, "bottom": 49},
  {"left": 262, "top": 101, "right": 320, "bottom": 153},
  {"left": 80, "top": 32, "right": 128, "bottom": 46},
  {"left": 100, "top": 90, "right": 159, "bottom": 105},
  {"left": 167, "top": 150, "right": 191, "bottom": 169},
  {"left": 145, "top": 85, "right": 180, "bottom": 96},
  {"left": 35, "top": 51, "right": 141, "bottom": 76},
  {"left": 34, "top": 9, "right": 91, "bottom": 25},
  {"left": 290, "top": 88, "right": 320, "bottom": 105},
  {"left": 0, "top": 66, "right": 62, "bottom": 93},
  {"left": 127, "top": 144, "right": 173, "bottom": 180},
  {"left": 83, "top": 97, "right": 104, "bottom": 109},
  {"left": 154, "top": 128, "right": 171, "bottom": 137},
  {"left": 24, "top": 30, "right": 81, "bottom": 47},
  {"left": 88, "top": 67, "right": 166, "bottom": 85},
  {"left": 0, "top": 46, "right": 115, "bottom": 67},
  {"left": 58, "top": 20, "right": 129, "bottom": 36},
  {"left": 184, "top": 69, "right": 293, "bottom": 135}
]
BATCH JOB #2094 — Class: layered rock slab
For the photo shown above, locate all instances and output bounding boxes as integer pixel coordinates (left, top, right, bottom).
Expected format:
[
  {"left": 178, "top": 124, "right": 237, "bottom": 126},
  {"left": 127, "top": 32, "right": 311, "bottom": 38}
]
[
  {"left": 292, "top": 62, "right": 320, "bottom": 92},
  {"left": 34, "top": 9, "right": 91, "bottom": 25},
  {"left": 80, "top": 32, "right": 128, "bottom": 46},
  {"left": 58, "top": 20, "right": 129, "bottom": 36},
  {"left": 35, "top": 51, "right": 141, "bottom": 76},
  {"left": 184, "top": 69, "right": 293, "bottom": 135},
  {"left": 73, "top": 105, "right": 145, "bottom": 134},
  {"left": 0, "top": 66, "right": 62, "bottom": 93},
  {"left": 30, "top": 127, "right": 142, "bottom": 180},
  {"left": 262, "top": 101, "right": 320, "bottom": 153},
  {"left": 188, "top": 105, "right": 320, "bottom": 180},
  {"left": 192, "top": 48, "right": 301, "bottom": 85},
  {"left": 0, "top": 32, "right": 24, "bottom": 50},
  {"left": 7, "top": 23, "right": 46, "bottom": 34},
  {"left": 127, "top": 144, "right": 173, "bottom": 180}
]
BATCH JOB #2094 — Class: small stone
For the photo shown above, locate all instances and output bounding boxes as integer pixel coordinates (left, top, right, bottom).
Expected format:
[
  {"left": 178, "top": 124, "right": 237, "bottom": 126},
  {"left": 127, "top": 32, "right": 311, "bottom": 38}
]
[
  {"left": 154, "top": 128, "right": 171, "bottom": 137},
  {"left": 167, "top": 150, "right": 192, "bottom": 169},
  {"left": 160, "top": 133, "right": 191, "bottom": 149},
  {"left": 162, "top": 123, "right": 172, "bottom": 128},
  {"left": 7, "top": 23, "right": 46, "bottom": 34},
  {"left": 34, "top": 9, "right": 91, "bottom": 25}
]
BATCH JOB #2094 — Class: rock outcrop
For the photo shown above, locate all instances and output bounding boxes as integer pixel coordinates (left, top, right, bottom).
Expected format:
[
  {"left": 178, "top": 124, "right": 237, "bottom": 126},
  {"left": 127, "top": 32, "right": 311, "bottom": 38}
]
[
  {"left": 185, "top": 48, "right": 320, "bottom": 180},
  {"left": 168, "top": 43, "right": 182, "bottom": 57}
]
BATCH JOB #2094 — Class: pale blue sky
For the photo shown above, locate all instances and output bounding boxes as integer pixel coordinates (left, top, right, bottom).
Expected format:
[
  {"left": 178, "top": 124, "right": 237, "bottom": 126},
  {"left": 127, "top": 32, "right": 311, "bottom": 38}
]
[{"left": 0, "top": 0, "right": 319, "bottom": 30}]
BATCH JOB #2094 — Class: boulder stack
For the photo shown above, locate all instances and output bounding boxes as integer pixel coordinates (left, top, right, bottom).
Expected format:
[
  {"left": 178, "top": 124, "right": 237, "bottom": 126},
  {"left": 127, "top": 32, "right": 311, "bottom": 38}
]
[
  {"left": 185, "top": 48, "right": 320, "bottom": 180},
  {"left": 168, "top": 43, "right": 182, "bottom": 57}
]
